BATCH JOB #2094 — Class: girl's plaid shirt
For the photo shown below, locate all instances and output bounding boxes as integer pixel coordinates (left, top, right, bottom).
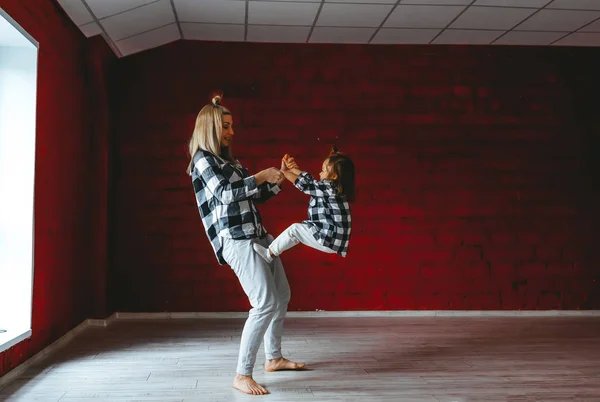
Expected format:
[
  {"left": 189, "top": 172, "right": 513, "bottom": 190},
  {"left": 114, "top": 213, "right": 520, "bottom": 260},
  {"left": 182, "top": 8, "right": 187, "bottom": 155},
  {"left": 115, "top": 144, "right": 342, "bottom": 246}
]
[{"left": 294, "top": 172, "right": 352, "bottom": 257}]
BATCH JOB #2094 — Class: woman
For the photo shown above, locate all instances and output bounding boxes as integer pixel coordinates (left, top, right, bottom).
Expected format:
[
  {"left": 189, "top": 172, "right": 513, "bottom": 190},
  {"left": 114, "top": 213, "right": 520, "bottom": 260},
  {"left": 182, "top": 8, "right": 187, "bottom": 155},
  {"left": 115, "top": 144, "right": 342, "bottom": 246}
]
[{"left": 187, "top": 95, "right": 304, "bottom": 395}]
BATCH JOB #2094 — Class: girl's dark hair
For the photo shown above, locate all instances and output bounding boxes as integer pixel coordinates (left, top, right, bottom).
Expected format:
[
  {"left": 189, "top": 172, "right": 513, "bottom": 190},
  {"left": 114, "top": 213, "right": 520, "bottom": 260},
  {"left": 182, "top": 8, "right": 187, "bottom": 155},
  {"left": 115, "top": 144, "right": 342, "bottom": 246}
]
[{"left": 327, "top": 146, "right": 355, "bottom": 203}]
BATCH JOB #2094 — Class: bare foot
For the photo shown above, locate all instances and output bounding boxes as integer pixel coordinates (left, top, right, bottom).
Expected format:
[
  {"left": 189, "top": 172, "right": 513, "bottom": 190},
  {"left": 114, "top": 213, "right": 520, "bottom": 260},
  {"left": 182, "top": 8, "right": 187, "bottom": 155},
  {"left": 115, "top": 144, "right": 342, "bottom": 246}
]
[
  {"left": 232, "top": 374, "right": 269, "bottom": 395},
  {"left": 265, "top": 357, "right": 306, "bottom": 372}
]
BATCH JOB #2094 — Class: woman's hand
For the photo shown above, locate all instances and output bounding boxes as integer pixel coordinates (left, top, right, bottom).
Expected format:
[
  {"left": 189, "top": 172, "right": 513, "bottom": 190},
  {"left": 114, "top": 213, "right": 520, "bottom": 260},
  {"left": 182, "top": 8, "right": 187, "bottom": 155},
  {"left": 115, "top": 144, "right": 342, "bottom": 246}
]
[
  {"left": 255, "top": 167, "right": 284, "bottom": 185},
  {"left": 275, "top": 171, "right": 286, "bottom": 186}
]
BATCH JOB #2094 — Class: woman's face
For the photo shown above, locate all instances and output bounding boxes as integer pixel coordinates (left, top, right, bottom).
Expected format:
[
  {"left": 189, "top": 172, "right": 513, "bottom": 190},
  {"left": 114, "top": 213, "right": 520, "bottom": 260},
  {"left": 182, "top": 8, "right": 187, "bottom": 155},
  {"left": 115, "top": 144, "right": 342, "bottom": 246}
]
[{"left": 221, "top": 114, "right": 234, "bottom": 147}]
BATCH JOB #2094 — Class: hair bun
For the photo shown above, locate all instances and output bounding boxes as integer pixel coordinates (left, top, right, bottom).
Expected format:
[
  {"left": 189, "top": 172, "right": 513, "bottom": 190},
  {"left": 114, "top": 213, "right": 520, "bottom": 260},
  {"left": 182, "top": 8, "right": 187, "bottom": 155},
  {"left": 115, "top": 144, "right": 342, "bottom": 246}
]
[{"left": 212, "top": 95, "right": 222, "bottom": 106}]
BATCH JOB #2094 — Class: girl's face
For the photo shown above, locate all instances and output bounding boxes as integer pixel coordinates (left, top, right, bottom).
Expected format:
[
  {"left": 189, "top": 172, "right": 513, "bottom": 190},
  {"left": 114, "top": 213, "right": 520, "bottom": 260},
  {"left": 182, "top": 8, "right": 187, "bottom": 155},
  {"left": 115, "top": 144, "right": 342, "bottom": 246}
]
[
  {"left": 220, "top": 114, "right": 234, "bottom": 147},
  {"left": 319, "top": 160, "right": 337, "bottom": 181}
]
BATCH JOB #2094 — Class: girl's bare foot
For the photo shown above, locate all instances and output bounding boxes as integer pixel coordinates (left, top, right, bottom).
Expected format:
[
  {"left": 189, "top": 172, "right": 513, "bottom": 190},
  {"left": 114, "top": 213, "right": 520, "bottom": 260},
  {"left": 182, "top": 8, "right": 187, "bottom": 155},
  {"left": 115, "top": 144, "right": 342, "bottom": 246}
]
[
  {"left": 264, "top": 357, "right": 306, "bottom": 372},
  {"left": 232, "top": 374, "right": 268, "bottom": 395}
]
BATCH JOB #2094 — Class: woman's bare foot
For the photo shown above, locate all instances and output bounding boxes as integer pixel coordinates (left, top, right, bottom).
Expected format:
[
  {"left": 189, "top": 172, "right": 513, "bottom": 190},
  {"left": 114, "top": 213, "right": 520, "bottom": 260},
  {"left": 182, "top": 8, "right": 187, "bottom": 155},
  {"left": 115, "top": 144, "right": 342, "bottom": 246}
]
[
  {"left": 264, "top": 357, "right": 306, "bottom": 372},
  {"left": 232, "top": 374, "right": 268, "bottom": 395}
]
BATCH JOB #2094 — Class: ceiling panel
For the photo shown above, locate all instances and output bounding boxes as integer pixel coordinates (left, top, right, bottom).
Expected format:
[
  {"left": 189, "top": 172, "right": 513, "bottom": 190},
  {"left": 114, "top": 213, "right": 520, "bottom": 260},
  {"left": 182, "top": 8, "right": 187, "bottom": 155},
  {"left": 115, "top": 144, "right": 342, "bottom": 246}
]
[
  {"left": 450, "top": 6, "right": 537, "bottom": 30},
  {"left": 310, "top": 27, "right": 376, "bottom": 43},
  {"left": 580, "top": 18, "right": 600, "bottom": 32},
  {"left": 247, "top": 25, "right": 311, "bottom": 42},
  {"left": 79, "top": 21, "right": 102, "bottom": 37},
  {"left": 182, "top": 23, "right": 244, "bottom": 42},
  {"left": 174, "top": 0, "right": 246, "bottom": 24},
  {"left": 371, "top": 28, "right": 440, "bottom": 44},
  {"left": 116, "top": 23, "right": 180, "bottom": 56},
  {"left": 86, "top": 0, "right": 158, "bottom": 19},
  {"left": 57, "top": 0, "right": 94, "bottom": 25},
  {"left": 328, "top": 0, "right": 396, "bottom": 3},
  {"left": 547, "top": 0, "right": 600, "bottom": 11},
  {"left": 249, "top": 2, "right": 320, "bottom": 26},
  {"left": 317, "top": 4, "right": 394, "bottom": 28},
  {"left": 473, "top": 0, "right": 550, "bottom": 7},
  {"left": 433, "top": 29, "right": 504, "bottom": 44},
  {"left": 494, "top": 30, "right": 565, "bottom": 45},
  {"left": 54, "top": 0, "right": 600, "bottom": 57},
  {"left": 553, "top": 32, "right": 600, "bottom": 46},
  {"left": 385, "top": 5, "right": 466, "bottom": 28},
  {"left": 515, "top": 10, "right": 600, "bottom": 31},
  {"left": 101, "top": 0, "right": 175, "bottom": 41},
  {"left": 400, "top": 0, "right": 471, "bottom": 4}
]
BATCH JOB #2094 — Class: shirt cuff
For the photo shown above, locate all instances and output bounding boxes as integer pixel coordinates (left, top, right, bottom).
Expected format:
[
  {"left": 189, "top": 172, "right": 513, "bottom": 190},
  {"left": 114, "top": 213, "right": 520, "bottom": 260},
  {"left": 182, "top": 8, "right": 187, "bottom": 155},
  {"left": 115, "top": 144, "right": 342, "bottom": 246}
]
[
  {"left": 270, "top": 183, "right": 282, "bottom": 194},
  {"left": 245, "top": 175, "right": 259, "bottom": 196},
  {"left": 294, "top": 171, "right": 310, "bottom": 189}
]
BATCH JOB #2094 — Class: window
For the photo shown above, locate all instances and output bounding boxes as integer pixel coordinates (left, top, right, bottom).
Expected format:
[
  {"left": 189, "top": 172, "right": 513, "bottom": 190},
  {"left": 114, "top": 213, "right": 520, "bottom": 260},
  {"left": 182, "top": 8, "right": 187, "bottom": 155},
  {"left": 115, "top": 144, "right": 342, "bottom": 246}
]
[{"left": 0, "top": 8, "right": 38, "bottom": 353}]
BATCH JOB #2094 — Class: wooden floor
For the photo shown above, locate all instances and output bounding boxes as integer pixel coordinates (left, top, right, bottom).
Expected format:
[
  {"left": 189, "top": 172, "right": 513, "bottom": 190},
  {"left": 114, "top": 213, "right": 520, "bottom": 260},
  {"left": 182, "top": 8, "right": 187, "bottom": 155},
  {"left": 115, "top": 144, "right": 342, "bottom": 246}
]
[{"left": 1, "top": 317, "right": 599, "bottom": 401}]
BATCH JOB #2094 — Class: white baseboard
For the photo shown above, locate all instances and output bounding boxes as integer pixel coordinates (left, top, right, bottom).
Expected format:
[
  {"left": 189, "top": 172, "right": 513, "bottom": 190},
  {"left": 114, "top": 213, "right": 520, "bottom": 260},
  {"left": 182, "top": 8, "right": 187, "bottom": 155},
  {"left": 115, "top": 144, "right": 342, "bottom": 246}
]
[
  {"left": 114, "top": 310, "right": 600, "bottom": 319},
  {"left": 87, "top": 313, "right": 118, "bottom": 327},
  {"left": 0, "top": 318, "right": 92, "bottom": 390},
  {"left": 0, "top": 329, "right": 32, "bottom": 354},
  {"left": 1, "top": 309, "right": 599, "bottom": 389},
  {"left": 430, "top": 310, "right": 600, "bottom": 317}
]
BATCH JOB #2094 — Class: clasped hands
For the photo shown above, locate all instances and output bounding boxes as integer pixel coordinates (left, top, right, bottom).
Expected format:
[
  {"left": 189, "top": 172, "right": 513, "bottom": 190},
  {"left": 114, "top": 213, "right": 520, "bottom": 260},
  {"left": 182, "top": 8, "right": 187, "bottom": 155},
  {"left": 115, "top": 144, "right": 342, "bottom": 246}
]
[
  {"left": 255, "top": 154, "right": 300, "bottom": 186},
  {"left": 281, "top": 153, "right": 300, "bottom": 172}
]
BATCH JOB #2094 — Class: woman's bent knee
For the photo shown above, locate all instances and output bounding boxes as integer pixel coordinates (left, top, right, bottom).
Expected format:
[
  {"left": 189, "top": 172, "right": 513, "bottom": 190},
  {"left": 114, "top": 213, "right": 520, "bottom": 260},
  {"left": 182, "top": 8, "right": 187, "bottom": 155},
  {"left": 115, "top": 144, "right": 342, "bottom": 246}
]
[{"left": 252, "top": 292, "right": 278, "bottom": 315}]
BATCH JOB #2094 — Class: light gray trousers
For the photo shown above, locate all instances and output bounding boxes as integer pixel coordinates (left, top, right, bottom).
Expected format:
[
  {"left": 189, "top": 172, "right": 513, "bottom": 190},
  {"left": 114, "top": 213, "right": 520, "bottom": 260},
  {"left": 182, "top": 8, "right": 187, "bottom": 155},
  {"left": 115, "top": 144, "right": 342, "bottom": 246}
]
[
  {"left": 221, "top": 235, "right": 291, "bottom": 376},
  {"left": 269, "top": 223, "right": 336, "bottom": 257}
]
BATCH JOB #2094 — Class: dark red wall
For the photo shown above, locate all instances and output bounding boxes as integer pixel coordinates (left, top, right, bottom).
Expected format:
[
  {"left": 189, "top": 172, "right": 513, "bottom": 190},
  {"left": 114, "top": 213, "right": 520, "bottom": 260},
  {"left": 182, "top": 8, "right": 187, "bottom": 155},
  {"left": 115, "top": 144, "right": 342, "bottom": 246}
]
[
  {"left": 4, "top": 0, "right": 596, "bottom": 385},
  {"left": 0, "top": 0, "right": 114, "bottom": 378},
  {"left": 0, "top": 0, "right": 599, "bottom": 380},
  {"left": 111, "top": 41, "right": 600, "bottom": 313}
]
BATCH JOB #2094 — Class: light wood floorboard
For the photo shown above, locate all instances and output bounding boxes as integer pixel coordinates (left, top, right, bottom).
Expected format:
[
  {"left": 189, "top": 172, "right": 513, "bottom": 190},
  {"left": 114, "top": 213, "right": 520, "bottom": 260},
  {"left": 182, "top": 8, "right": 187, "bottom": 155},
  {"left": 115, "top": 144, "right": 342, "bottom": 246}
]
[{"left": 0, "top": 317, "right": 599, "bottom": 401}]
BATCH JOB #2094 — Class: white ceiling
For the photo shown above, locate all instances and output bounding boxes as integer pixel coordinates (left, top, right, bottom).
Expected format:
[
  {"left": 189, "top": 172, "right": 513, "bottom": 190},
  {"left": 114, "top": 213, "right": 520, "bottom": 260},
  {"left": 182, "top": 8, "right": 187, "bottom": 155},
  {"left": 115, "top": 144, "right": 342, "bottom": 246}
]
[{"left": 56, "top": 0, "right": 600, "bottom": 57}]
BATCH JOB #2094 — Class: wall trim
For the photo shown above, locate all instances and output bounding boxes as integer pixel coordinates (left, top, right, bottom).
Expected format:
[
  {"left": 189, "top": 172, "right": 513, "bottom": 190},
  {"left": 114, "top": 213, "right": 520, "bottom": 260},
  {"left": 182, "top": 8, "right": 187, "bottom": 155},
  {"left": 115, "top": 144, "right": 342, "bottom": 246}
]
[
  {"left": 114, "top": 310, "right": 600, "bottom": 319},
  {"left": 0, "top": 329, "right": 31, "bottom": 354},
  {"left": 0, "top": 319, "right": 89, "bottom": 390}
]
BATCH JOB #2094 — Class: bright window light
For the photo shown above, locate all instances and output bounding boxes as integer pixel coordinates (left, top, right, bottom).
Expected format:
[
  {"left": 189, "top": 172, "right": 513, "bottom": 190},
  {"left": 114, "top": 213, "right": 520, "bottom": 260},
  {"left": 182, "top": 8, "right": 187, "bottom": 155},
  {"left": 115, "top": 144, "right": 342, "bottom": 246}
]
[{"left": 0, "top": 8, "right": 38, "bottom": 353}]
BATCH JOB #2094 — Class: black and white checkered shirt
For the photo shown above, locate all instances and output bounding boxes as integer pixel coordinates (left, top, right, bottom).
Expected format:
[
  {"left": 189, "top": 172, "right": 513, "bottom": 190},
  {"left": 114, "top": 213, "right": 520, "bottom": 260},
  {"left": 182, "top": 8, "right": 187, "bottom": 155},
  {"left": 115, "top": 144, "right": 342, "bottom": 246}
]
[
  {"left": 294, "top": 172, "right": 352, "bottom": 257},
  {"left": 191, "top": 150, "right": 281, "bottom": 265}
]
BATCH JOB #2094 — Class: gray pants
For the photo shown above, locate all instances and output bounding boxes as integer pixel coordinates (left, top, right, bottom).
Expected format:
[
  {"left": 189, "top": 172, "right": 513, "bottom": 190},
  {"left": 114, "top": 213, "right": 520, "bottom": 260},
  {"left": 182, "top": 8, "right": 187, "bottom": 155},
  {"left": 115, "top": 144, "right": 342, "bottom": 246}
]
[{"left": 221, "top": 235, "right": 291, "bottom": 376}]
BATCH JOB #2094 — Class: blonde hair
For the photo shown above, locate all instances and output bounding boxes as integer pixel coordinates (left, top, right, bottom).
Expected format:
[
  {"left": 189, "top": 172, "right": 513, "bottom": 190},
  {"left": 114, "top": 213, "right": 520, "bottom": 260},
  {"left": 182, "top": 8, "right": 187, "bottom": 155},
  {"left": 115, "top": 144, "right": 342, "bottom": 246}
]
[{"left": 186, "top": 95, "right": 236, "bottom": 175}]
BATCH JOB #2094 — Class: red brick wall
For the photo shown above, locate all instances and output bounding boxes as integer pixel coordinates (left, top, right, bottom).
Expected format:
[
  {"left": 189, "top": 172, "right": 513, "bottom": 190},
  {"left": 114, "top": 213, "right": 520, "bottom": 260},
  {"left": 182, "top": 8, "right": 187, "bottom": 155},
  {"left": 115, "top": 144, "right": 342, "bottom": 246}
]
[
  {"left": 0, "top": 0, "right": 114, "bottom": 378},
  {"left": 111, "top": 41, "right": 600, "bottom": 312},
  {"left": 85, "top": 35, "right": 115, "bottom": 319}
]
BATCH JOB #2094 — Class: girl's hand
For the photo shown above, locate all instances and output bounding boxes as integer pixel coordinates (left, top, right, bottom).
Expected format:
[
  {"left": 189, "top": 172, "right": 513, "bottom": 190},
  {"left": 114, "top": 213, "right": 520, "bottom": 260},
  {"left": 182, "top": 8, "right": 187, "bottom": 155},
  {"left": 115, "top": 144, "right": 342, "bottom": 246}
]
[
  {"left": 281, "top": 154, "right": 289, "bottom": 172},
  {"left": 285, "top": 156, "right": 300, "bottom": 170}
]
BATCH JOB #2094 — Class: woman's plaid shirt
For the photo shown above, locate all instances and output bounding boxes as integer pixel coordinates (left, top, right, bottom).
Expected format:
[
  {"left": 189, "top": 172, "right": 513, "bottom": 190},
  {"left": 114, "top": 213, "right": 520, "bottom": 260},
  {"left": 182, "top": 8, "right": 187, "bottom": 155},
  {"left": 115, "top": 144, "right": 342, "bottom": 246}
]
[{"left": 191, "top": 150, "right": 281, "bottom": 265}]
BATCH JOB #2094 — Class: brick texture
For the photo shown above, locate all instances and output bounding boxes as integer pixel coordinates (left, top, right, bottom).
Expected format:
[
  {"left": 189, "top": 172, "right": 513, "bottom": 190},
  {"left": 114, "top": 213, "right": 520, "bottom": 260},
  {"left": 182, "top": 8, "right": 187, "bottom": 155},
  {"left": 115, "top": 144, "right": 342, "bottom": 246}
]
[
  {"left": 110, "top": 41, "right": 600, "bottom": 313},
  {"left": 0, "top": 0, "right": 115, "bottom": 378},
  {"left": 5, "top": 0, "right": 597, "bottom": 384}
]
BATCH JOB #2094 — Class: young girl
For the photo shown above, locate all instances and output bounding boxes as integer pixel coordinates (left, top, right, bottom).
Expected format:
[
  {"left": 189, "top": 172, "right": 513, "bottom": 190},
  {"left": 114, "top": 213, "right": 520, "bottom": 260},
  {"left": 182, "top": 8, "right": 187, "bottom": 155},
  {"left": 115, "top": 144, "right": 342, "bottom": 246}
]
[{"left": 253, "top": 147, "right": 355, "bottom": 263}]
